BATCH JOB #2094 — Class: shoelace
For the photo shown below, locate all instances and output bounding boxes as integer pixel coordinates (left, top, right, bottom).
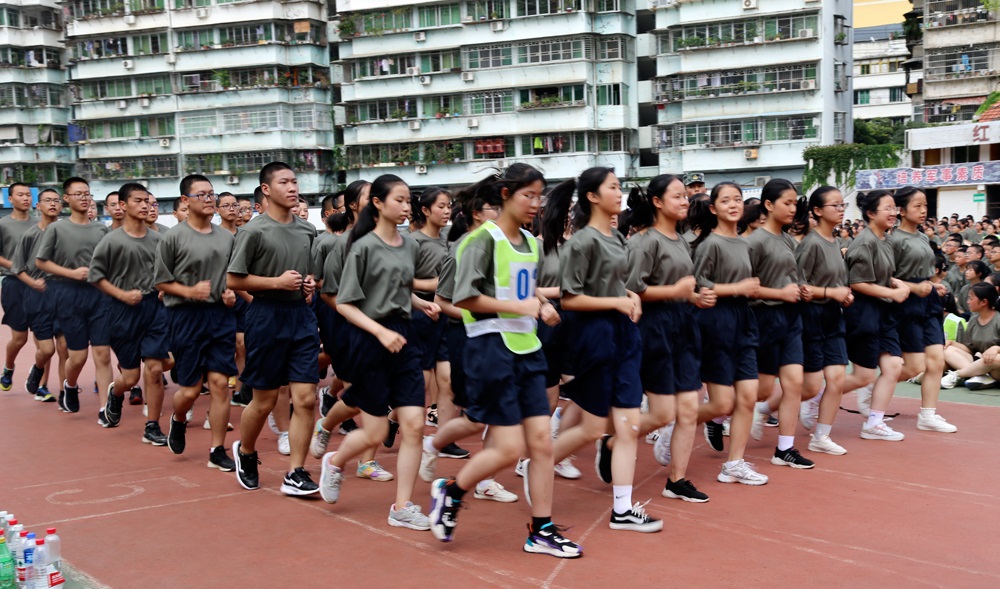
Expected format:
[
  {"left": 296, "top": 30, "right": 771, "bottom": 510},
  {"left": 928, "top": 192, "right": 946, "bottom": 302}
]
[{"left": 630, "top": 499, "right": 653, "bottom": 520}]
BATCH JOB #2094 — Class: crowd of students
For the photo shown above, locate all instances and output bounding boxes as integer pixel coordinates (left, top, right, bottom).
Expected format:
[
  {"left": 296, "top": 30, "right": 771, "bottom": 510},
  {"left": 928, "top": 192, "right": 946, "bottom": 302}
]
[{"left": 0, "top": 164, "right": 971, "bottom": 560}]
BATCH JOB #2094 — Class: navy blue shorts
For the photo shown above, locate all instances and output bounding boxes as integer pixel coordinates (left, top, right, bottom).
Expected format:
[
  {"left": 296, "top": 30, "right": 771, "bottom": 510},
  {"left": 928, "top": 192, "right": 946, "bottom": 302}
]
[
  {"left": 321, "top": 312, "right": 353, "bottom": 383},
  {"left": 339, "top": 319, "right": 424, "bottom": 417},
  {"left": 169, "top": 304, "right": 237, "bottom": 387},
  {"left": 697, "top": 299, "right": 759, "bottom": 386},
  {"left": 232, "top": 295, "right": 249, "bottom": 333},
  {"left": 639, "top": 302, "right": 702, "bottom": 395},
  {"left": 412, "top": 309, "right": 449, "bottom": 370},
  {"left": 51, "top": 280, "right": 111, "bottom": 351},
  {"left": 315, "top": 298, "right": 336, "bottom": 351},
  {"left": 242, "top": 299, "right": 320, "bottom": 390},
  {"left": 107, "top": 293, "right": 171, "bottom": 370},
  {"left": 845, "top": 293, "right": 902, "bottom": 370},
  {"left": 463, "top": 333, "right": 550, "bottom": 426},
  {"left": 560, "top": 311, "right": 643, "bottom": 418},
  {"left": 801, "top": 302, "right": 848, "bottom": 373},
  {"left": 1, "top": 276, "right": 28, "bottom": 332},
  {"left": 445, "top": 322, "right": 469, "bottom": 408},
  {"left": 22, "top": 285, "right": 55, "bottom": 340},
  {"left": 895, "top": 289, "right": 946, "bottom": 353},
  {"left": 753, "top": 303, "right": 804, "bottom": 375},
  {"left": 537, "top": 306, "right": 565, "bottom": 389}
]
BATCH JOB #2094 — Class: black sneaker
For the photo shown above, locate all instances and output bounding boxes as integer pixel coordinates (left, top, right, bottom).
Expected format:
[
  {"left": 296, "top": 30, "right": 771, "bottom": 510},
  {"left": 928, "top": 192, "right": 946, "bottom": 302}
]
[
  {"left": 765, "top": 415, "right": 779, "bottom": 427},
  {"left": 438, "top": 442, "right": 470, "bottom": 459},
  {"left": 661, "top": 478, "right": 709, "bottom": 503},
  {"left": 771, "top": 447, "right": 815, "bottom": 469},
  {"left": 231, "top": 386, "right": 252, "bottom": 407},
  {"left": 609, "top": 501, "right": 663, "bottom": 533},
  {"left": 25, "top": 364, "right": 43, "bottom": 395},
  {"left": 97, "top": 410, "right": 111, "bottom": 428},
  {"left": 233, "top": 441, "right": 260, "bottom": 490},
  {"left": 425, "top": 404, "right": 438, "bottom": 427},
  {"left": 167, "top": 418, "right": 187, "bottom": 455},
  {"left": 104, "top": 384, "right": 123, "bottom": 427},
  {"left": 338, "top": 418, "right": 358, "bottom": 435},
  {"left": 142, "top": 422, "right": 167, "bottom": 446},
  {"left": 34, "top": 386, "right": 55, "bottom": 403},
  {"left": 0, "top": 367, "right": 13, "bottom": 391},
  {"left": 280, "top": 467, "right": 320, "bottom": 496},
  {"left": 523, "top": 523, "right": 583, "bottom": 559},
  {"left": 704, "top": 421, "right": 724, "bottom": 452},
  {"left": 319, "top": 386, "right": 335, "bottom": 417},
  {"left": 129, "top": 387, "right": 143, "bottom": 406},
  {"left": 62, "top": 382, "right": 80, "bottom": 413},
  {"left": 594, "top": 435, "right": 613, "bottom": 484},
  {"left": 383, "top": 419, "right": 399, "bottom": 448},
  {"left": 208, "top": 446, "right": 236, "bottom": 472}
]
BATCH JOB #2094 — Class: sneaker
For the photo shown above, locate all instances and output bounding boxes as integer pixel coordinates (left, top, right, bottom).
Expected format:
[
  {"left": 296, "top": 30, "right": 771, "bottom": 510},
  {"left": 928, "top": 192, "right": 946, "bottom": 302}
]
[
  {"left": 594, "top": 435, "right": 612, "bottom": 484},
  {"left": 383, "top": 419, "right": 399, "bottom": 448},
  {"left": 965, "top": 375, "right": 997, "bottom": 390},
  {"left": 311, "top": 420, "right": 332, "bottom": 459},
  {"left": 523, "top": 523, "right": 582, "bottom": 559},
  {"left": 662, "top": 478, "right": 709, "bottom": 503},
  {"left": 764, "top": 415, "right": 779, "bottom": 427},
  {"left": 808, "top": 434, "right": 847, "bottom": 455},
  {"left": 389, "top": 501, "right": 431, "bottom": 531},
  {"left": 277, "top": 432, "right": 290, "bottom": 456},
  {"left": 906, "top": 372, "right": 924, "bottom": 385},
  {"left": 97, "top": 410, "right": 111, "bottom": 428},
  {"left": 520, "top": 458, "right": 532, "bottom": 507},
  {"left": 722, "top": 417, "right": 731, "bottom": 437},
  {"left": 281, "top": 467, "right": 320, "bottom": 496},
  {"left": 202, "top": 416, "right": 233, "bottom": 431},
  {"left": 339, "top": 418, "right": 358, "bottom": 435},
  {"left": 750, "top": 408, "right": 767, "bottom": 441},
  {"left": 609, "top": 501, "right": 663, "bottom": 533},
  {"left": 0, "top": 367, "right": 12, "bottom": 391},
  {"left": 940, "top": 370, "right": 961, "bottom": 390},
  {"left": 128, "top": 387, "right": 143, "bottom": 406},
  {"left": 653, "top": 423, "right": 674, "bottom": 466},
  {"left": 142, "top": 422, "right": 167, "bottom": 446},
  {"left": 208, "top": 446, "right": 236, "bottom": 471},
  {"left": 425, "top": 404, "right": 438, "bottom": 427},
  {"left": 916, "top": 413, "right": 958, "bottom": 433},
  {"left": 644, "top": 430, "right": 659, "bottom": 445},
  {"left": 186, "top": 408, "right": 194, "bottom": 422},
  {"left": 439, "top": 442, "right": 470, "bottom": 459},
  {"left": 61, "top": 381, "right": 80, "bottom": 413},
  {"left": 717, "top": 459, "right": 769, "bottom": 485},
  {"left": 704, "top": 421, "right": 724, "bottom": 452},
  {"left": 167, "top": 418, "right": 187, "bottom": 454},
  {"left": 25, "top": 365, "right": 43, "bottom": 395},
  {"left": 34, "top": 386, "right": 55, "bottom": 403},
  {"left": 104, "top": 384, "right": 123, "bottom": 427},
  {"left": 319, "top": 452, "right": 343, "bottom": 503},
  {"left": 231, "top": 387, "right": 252, "bottom": 407},
  {"left": 855, "top": 385, "right": 873, "bottom": 417},
  {"left": 267, "top": 413, "right": 280, "bottom": 435},
  {"left": 429, "top": 479, "right": 460, "bottom": 540},
  {"left": 419, "top": 436, "right": 438, "bottom": 482},
  {"left": 554, "top": 457, "right": 582, "bottom": 480},
  {"left": 860, "top": 422, "right": 905, "bottom": 441},
  {"left": 233, "top": 441, "right": 260, "bottom": 490},
  {"left": 318, "top": 386, "right": 335, "bottom": 417},
  {"left": 800, "top": 400, "right": 819, "bottom": 431},
  {"left": 474, "top": 480, "right": 518, "bottom": 503},
  {"left": 357, "top": 460, "right": 394, "bottom": 481},
  {"left": 771, "top": 447, "right": 815, "bottom": 469},
  {"left": 550, "top": 406, "right": 563, "bottom": 439},
  {"left": 514, "top": 457, "right": 527, "bottom": 477}
]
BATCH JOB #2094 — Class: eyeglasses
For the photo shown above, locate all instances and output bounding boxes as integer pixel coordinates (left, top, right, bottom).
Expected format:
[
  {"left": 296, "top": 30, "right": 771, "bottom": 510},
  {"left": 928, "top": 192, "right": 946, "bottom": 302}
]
[
  {"left": 149, "top": 202, "right": 159, "bottom": 208},
  {"left": 238, "top": 207, "right": 252, "bottom": 213},
  {"left": 481, "top": 205, "right": 500, "bottom": 213},
  {"left": 66, "top": 192, "right": 92, "bottom": 199},
  {"left": 821, "top": 203, "right": 847, "bottom": 211},
  {"left": 879, "top": 206, "right": 901, "bottom": 214},
  {"left": 38, "top": 198, "right": 61, "bottom": 205},
  {"left": 185, "top": 192, "right": 217, "bottom": 201},
  {"left": 515, "top": 192, "right": 543, "bottom": 203},
  {"left": 218, "top": 203, "right": 239, "bottom": 210}
]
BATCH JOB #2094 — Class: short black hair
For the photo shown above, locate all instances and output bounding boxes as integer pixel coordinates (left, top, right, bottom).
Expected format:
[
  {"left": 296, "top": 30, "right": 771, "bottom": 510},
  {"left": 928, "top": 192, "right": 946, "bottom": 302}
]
[
  {"left": 7, "top": 182, "right": 30, "bottom": 194},
  {"left": 38, "top": 188, "right": 59, "bottom": 198},
  {"left": 321, "top": 192, "right": 341, "bottom": 214},
  {"left": 253, "top": 186, "right": 266, "bottom": 206},
  {"left": 179, "top": 174, "right": 210, "bottom": 198},
  {"left": 62, "top": 176, "right": 89, "bottom": 193},
  {"left": 118, "top": 183, "right": 148, "bottom": 203},
  {"left": 259, "top": 161, "right": 293, "bottom": 186},
  {"left": 218, "top": 191, "right": 234, "bottom": 198}
]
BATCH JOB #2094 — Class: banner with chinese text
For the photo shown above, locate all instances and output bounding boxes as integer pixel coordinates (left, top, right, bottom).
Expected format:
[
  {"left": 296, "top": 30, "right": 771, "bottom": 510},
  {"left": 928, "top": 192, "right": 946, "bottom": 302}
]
[{"left": 855, "top": 162, "right": 995, "bottom": 191}]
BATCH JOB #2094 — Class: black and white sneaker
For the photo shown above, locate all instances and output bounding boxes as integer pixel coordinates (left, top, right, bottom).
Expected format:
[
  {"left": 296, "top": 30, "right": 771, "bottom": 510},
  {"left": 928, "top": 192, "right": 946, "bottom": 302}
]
[
  {"left": 383, "top": 419, "right": 400, "bottom": 448},
  {"left": 771, "top": 447, "right": 815, "bottom": 469},
  {"left": 128, "top": 386, "right": 143, "bottom": 406},
  {"left": 339, "top": 418, "right": 358, "bottom": 435},
  {"left": 704, "top": 421, "right": 725, "bottom": 452},
  {"left": 62, "top": 382, "right": 80, "bottom": 413},
  {"left": 594, "top": 435, "right": 613, "bottom": 484},
  {"left": 97, "top": 410, "right": 111, "bottom": 428},
  {"left": 233, "top": 441, "right": 261, "bottom": 490},
  {"left": 104, "top": 384, "right": 123, "bottom": 427},
  {"left": 661, "top": 478, "right": 710, "bottom": 503},
  {"left": 25, "top": 364, "right": 43, "bottom": 395},
  {"left": 281, "top": 467, "right": 320, "bottom": 496},
  {"left": 319, "top": 386, "right": 335, "bottom": 417},
  {"left": 230, "top": 386, "right": 252, "bottom": 407},
  {"left": 429, "top": 478, "right": 461, "bottom": 542},
  {"left": 609, "top": 500, "right": 663, "bottom": 533},
  {"left": 167, "top": 418, "right": 187, "bottom": 455},
  {"left": 142, "top": 422, "right": 167, "bottom": 446},
  {"left": 523, "top": 523, "right": 582, "bottom": 559},
  {"left": 208, "top": 446, "right": 236, "bottom": 472},
  {"left": 438, "top": 442, "right": 470, "bottom": 459}
]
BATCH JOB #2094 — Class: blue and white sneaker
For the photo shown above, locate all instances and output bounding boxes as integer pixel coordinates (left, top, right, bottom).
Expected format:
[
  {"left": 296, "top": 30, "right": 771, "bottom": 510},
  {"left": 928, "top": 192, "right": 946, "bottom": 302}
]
[{"left": 523, "top": 523, "right": 582, "bottom": 558}]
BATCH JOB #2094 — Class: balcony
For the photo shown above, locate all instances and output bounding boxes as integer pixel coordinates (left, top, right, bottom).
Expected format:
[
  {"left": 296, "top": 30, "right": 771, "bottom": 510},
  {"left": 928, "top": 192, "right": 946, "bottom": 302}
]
[{"left": 654, "top": 63, "right": 818, "bottom": 103}]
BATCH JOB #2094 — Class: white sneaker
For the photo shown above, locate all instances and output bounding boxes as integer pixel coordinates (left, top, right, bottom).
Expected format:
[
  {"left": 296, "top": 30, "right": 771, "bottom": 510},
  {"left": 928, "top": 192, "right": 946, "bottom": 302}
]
[
  {"left": 722, "top": 417, "right": 730, "bottom": 437},
  {"left": 750, "top": 408, "right": 767, "bottom": 441},
  {"left": 916, "top": 413, "right": 958, "bottom": 433},
  {"left": 652, "top": 423, "right": 674, "bottom": 466},
  {"left": 550, "top": 407, "right": 562, "bottom": 439},
  {"left": 964, "top": 375, "right": 996, "bottom": 390},
  {"left": 940, "top": 371, "right": 960, "bottom": 390},
  {"left": 418, "top": 436, "right": 438, "bottom": 483},
  {"left": 311, "top": 419, "right": 331, "bottom": 459},
  {"left": 514, "top": 457, "right": 527, "bottom": 477},
  {"left": 185, "top": 408, "right": 194, "bottom": 422},
  {"left": 717, "top": 459, "right": 768, "bottom": 485},
  {"left": 645, "top": 430, "right": 659, "bottom": 445},
  {"left": 808, "top": 434, "right": 847, "bottom": 455},
  {"left": 906, "top": 372, "right": 924, "bottom": 385},
  {"left": 142, "top": 403, "right": 148, "bottom": 418},
  {"left": 268, "top": 412, "right": 280, "bottom": 435},
  {"left": 474, "top": 479, "right": 518, "bottom": 503},
  {"left": 277, "top": 431, "right": 290, "bottom": 455},
  {"left": 554, "top": 457, "right": 581, "bottom": 480},
  {"left": 388, "top": 502, "right": 431, "bottom": 531},
  {"left": 800, "top": 400, "right": 819, "bottom": 431},
  {"left": 860, "top": 422, "right": 905, "bottom": 441},
  {"left": 855, "top": 385, "right": 873, "bottom": 417}
]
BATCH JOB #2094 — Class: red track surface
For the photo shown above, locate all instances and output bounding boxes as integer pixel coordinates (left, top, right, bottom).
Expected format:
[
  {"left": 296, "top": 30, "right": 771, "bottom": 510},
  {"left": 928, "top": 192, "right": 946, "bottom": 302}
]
[{"left": 2, "top": 357, "right": 999, "bottom": 588}]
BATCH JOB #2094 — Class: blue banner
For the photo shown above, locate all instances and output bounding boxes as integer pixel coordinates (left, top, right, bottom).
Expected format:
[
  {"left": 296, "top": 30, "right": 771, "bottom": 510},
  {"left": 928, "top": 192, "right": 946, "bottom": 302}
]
[
  {"left": 856, "top": 161, "right": 1000, "bottom": 191},
  {"left": 1, "top": 187, "right": 41, "bottom": 209}
]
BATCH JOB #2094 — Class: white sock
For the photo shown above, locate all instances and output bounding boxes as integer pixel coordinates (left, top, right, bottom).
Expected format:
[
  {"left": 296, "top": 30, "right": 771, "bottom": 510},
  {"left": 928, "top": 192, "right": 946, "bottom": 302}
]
[
  {"left": 612, "top": 485, "right": 632, "bottom": 514},
  {"left": 712, "top": 416, "right": 727, "bottom": 424},
  {"left": 423, "top": 436, "right": 436, "bottom": 454},
  {"left": 724, "top": 459, "right": 741, "bottom": 468},
  {"left": 919, "top": 407, "right": 936, "bottom": 418},
  {"left": 755, "top": 401, "right": 772, "bottom": 415},
  {"left": 777, "top": 435, "right": 794, "bottom": 451},
  {"left": 866, "top": 410, "right": 885, "bottom": 429},
  {"left": 814, "top": 423, "right": 833, "bottom": 438}
]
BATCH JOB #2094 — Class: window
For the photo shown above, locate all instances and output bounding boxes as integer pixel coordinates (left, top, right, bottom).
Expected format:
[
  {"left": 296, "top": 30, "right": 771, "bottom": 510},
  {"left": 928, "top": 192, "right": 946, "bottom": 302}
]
[
  {"left": 854, "top": 90, "right": 870, "bottom": 105},
  {"left": 362, "top": 10, "right": 410, "bottom": 34},
  {"left": 78, "top": 36, "right": 129, "bottom": 58},
  {"left": 598, "top": 131, "right": 626, "bottom": 151},
  {"left": 926, "top": 45, "right": 994, "bottom": 81},
  {"left": 176, "top": 29, "right": 211, "bottom": 50},
  {"left": 220, "top": 24, "right": 271, "bottom": 46},
  {"left": 0, "top": 7, "right": 20, "bottom": 27},
  {"left": 128, "top": 0, "right": 164, "bottom": 12},
  {"left": 517, "top": 0, "right": 579, "bottom": 17},
  {"left": 517, "top": 38, "right": 585, "bottom": 63},
  {"left": 472, "top": 137, "right": 513, "bottom": 159},
  {"left": 140, "top": 116, "right": 174, "bottom": 137},
  {"left": 834, "top": 61, "right": 847, "bottom": 91},
  {"left": 180, "top": 113, "right": 217, "bottom": 136},
  {"left": 521, "top": 132, "right": 586, "bottom": 155},
  {"left": 84, "top": 156, "right": 177, "bottom": 179},
  {"left": 889, "top": 86, "right": 907, "bottom": 102},
  {"left": 597, "top": 0, "right": 620, "bottom": 12},
  {"left": 464, "top": 90, "right": 514, "bottom": 115},
  {"left": 420, "top": 51, "right": 460, "bottom": 73},
  {"left": 518, "top": 84, "right": 585, "bottom": 107},
  {"left": 353, "top": 55, "right": 417, "bottom": 78},
  {"left": 764, "top": 116, "right": 817, "bottom": 141},
  {"left": 597, "top": 84, "right": 626, "bottom": 106},
  {"left": 135, "top": 75, "right": 170, "bottom": 95},
  {"left": 134, "top": 33, "right": 168, "bottom": 55},
  {"left": 85, "top": 78, "right": 132, "bottom": 99},
  {"left": 834, "top": 112, "right": 846, "bottom": 143},
  {"left": 466, "top": 0, "right": 508, "bottom": 20},
  {"left": 428, "top": 95, "right": 462, "bottom": 116},
  {"left": 355, "top": 99, "right": 417, "bottom": 121},
  {"left": 223, "top": 110, "right": 281, "bottom": 132},
  {"left": 418, "top": 4, "right": 461, "bottom": 27},
  {"left": 599, "top": 37, "right": 624, "bottom": 60},
  {"left": 859, "top": 63, "right": 871, "bottom": 75},
  {"left": 465, "top": 44, "right": 513, "bottom": 69},
  {"left": 953, "top": 145, "right": 980, "bottom": 164}
]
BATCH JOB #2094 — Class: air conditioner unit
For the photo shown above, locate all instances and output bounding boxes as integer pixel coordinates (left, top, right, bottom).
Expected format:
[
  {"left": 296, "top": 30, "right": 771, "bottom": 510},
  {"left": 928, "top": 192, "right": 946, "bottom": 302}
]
[
  {"left": 195, "top": 7, "right": 208, "bottom": 18},
  {"left": 166, "top": 54, "right": 176, "bottom": 64},
  {"left": 139, "top": 97, "right": 151, "bottom": 107},
  {"left": 461, "top": 72, "right": 475, "bottom": 82},
  {"left": 414, "top": 31, "right": 426, "bottom": 42},
  {"left": 744, "top": 148, "right": 758, "bottom": 160},
  {"left": 159, "top": 138, "right": 171, "bottom": 147},
  {"left": 754, "top": 175, "right": 771, "bottom": 187},
  {"left": 742, "top": 0, "right": 757, "bottom": 9},
  {"left": 123, "top": 14, "right": 135, "bottom": 24},
  {"left": 116, "top": 99, "right": 128, "bottom": 109},
  {"left": 467, "top": 117, "right": 479, "bottom": 128},
  {"left": 800, "top": 79, "right": 816, "bottom": 90},
  {"left": 406, "top": 66, "right": 421, "bottom": 75},
  {"left": 418, "top": 75, "right": 432, "bottom": 85},
  {"left": 415, "top": 165, "right": 428, "bottom": 174},
  {"left": 408, "top": 120, "right": 421, "bottom": 130},
  {"left": 226, "top": 175, "right": 240, "bottom": 185},
  {"left": 490, "top": 21, "right": 505, "bottom": 32},
  {"left": 496, "top": 159, "right": 509, "bottom": 169},
  {"left": 798, "top": 28, "right": 814, "bottom": 38},
  {"left": 122, "top": 59, "right": 134, "bottom": 69}
]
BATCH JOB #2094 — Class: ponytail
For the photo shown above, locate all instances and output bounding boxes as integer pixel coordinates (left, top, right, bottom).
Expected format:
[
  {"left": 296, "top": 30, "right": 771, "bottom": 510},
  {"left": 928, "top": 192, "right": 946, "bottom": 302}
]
[
  {"left": 346, "top": 174, "right": 406, "bottom": 252},
  {"left": 624, "top": 174, "right": 684, "bottom": 234}
]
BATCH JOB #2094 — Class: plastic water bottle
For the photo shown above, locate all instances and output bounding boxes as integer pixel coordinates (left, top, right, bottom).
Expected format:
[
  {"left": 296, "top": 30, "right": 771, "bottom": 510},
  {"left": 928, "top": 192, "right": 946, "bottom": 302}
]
[
  {"left": 3, "top": 521, "right": 17, "bottom": 546},
  {"left": 11, "top": 532, "right": 26, "bottom": 588},
  {"left": 0, "top": 536, "right": 17, "bottom": 589},
  {"left": 40, "top": 532, "right": 58, "bottom": 574},
  {"left": 0, "top": 513, "right": 8, "bottom": 539},
  {"left": 31, "top": 540, "right": 52, "bottom": 589},
  {"left": 19, "top": 533, "right": 35, "bottom": 589}
]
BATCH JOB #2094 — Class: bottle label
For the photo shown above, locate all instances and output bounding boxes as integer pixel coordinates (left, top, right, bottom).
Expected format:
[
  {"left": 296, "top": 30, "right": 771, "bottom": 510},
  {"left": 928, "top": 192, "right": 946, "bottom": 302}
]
[
  {"left": 48, "top": 567, "right": 66, "bottom": 586},
  {"left": 0, "top": 558, "right": 13, "bottom": 580}
]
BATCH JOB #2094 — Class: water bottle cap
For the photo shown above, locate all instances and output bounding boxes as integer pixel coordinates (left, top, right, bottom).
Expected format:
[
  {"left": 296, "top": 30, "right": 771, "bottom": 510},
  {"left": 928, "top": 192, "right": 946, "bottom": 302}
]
[
  {"left": 26, "top": 533, "right": 35, "bottom": 539},
  {"left": 8, "top": 519, "right": 16, "bottom": 526},
  {"left": 19, "top": 531, "right": 27, "bottom": 537},
  {"left": 47, "top": 528, "right": 56, "bottom": 534},
  {"left": 36, "top": 539, "right": 44, "bottom": 546}
]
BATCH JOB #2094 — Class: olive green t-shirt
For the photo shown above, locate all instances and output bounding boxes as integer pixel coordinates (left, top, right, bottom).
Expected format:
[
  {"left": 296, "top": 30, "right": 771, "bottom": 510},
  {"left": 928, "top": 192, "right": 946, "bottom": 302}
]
[
  {"left": 10, "top": 224, "right": 47, "bottom": 280},
  {"left": 958, "top": 312, "right": 1000, "bottom": 354},
  {"left": 560, "top": 226, "right": 628, "bottom": 298},
  {"left": 693, "top": 233, "right": 752, "bottom": 291},
  {"left": 963, "top": 227, "right": 980, "bottom": 244},
  {"left": 945, "top": 264, "right": 967, "bottom": 294},
  {"left": 796, "top": 231, "right": 848, "bottom": 302},
  {"left": 35, "top": 220, "right": 109, "bottom": 282},
  {"left": 626, "top": 229, "right": 693, "bottom": 300},
  {"left": 846, "top": 228, "right": 895, "bottom": 289},
  {"left": 89, "top": 227, "right": 161, "bottom": 293},
  {"left": 227, "top": 214, "right": 315, "bottom": 303},
  {"left": 0, "top": 215, "right": 34, "bottom": 276},
  {"left": 320, "top": 233, "right": 349, "bottom": 296},
  {"left": 312, "top": 232, "right": 336, "bottom": 283},
  {"left": 748, "top": 228, "right": 799, "bottom": 306},
  {"left": 337, "top": 232, "right": 419, "bottom": 320},
  {"left": 154, "top": 222, "right": 234, "bottom": 307},
  {"left": 889, "top": 228, "right": 935, "bottom": 281},
  {"left": 536, "top": 236, "right": 562, "bottom": 290},
  {"left": 453, "top": 228, "right": 533, "bottom": 304}
]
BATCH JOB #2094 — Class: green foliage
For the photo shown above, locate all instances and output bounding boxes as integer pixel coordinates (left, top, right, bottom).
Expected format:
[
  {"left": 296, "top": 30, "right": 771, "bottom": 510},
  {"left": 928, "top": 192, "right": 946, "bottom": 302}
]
[
  {"left": 801, "top": 144, "right": 902, "bottom": 192},
  {"left": 975, "top": 91, "right": 1000, "bottom": 118},
  {"left": 853, "top": 118, "right": 928, "bottom": 146}
]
